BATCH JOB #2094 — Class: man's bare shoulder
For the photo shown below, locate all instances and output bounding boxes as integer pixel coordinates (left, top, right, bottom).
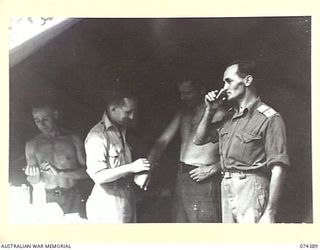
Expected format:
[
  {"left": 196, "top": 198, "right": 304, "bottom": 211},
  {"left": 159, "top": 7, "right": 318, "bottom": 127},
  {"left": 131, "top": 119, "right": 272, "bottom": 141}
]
[
  {"left": 60, "top": 128, "right": 83, "bottom": 143},
  {"left": 26, "top": 133, "right": 45, "bottom": 147}
]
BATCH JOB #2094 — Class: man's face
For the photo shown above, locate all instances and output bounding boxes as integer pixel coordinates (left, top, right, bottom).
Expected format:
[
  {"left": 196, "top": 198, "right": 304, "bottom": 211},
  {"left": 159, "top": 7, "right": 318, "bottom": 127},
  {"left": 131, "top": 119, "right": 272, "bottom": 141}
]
[
  {"left": 111, "top": 98, "right": 137, "bottom": 127},
  {"left": 32, "top": 106, "right": 57, "bottom": 134},
  {"left": 223, "top": 64, "right": 246, "bottom": 102},
  {"left": 178, "top": 80, "right": 202, "bottom": 108}
]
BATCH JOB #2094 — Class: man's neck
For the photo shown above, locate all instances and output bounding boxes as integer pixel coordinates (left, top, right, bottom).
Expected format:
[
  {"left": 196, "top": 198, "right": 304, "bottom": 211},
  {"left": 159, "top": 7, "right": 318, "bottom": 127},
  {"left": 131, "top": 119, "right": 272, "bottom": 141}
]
[
  {"left": 43, "top": 128, "right": 61, "bottom": 139},
  {"left": 107, "top": 114, "right": 124, "bottom": 132},
  {"left": 186, "top": 100, "right": 204, "bottom": 112},
  {"left": 237, "top": 92, "right": 258, "bottom": 113}
]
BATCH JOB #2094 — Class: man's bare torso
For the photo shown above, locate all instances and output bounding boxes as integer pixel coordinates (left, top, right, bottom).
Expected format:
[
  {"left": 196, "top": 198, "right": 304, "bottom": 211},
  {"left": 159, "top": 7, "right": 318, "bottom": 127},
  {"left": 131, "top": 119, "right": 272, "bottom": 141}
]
[
  {"left": 28, "top": 130, "right": 81, "bottom": 188},
  {"left": 179, "top": 104, "right": 220, "bottom": 166}
]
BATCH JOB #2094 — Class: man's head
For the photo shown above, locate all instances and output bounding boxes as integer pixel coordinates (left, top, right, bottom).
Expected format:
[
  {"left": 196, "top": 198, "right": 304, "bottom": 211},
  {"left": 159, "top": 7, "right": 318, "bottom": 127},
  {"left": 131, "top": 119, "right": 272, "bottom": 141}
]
[
  {"left": 105, "top": 87, "right": 137, "bottom": 128},
  {"left": 32, "top": 103, "right": 59, "bottom": 135},
  {"left": 222, "top": 60, "right": 256, "bottom": 102},
  {"left": 177, "top": 79, "right": 205, "bottom": 108}
]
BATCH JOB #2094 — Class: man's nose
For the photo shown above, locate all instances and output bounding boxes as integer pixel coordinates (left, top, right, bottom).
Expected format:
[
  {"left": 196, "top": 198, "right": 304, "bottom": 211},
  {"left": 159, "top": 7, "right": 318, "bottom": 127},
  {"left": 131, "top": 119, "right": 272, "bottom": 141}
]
[
  {"left": 128, "top": 113, "right": 134, "bottom": 120},
  {"left": 223, "top": 82, "right": 229, "bottom": 90},
  {"left": 39, "top": 120, "right": 45, "bottom": 126}
]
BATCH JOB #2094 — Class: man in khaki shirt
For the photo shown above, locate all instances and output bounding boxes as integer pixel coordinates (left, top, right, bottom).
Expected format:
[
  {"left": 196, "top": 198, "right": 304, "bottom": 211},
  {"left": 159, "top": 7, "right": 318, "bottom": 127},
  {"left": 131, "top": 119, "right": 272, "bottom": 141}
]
[
  {"left": 85, "top": 87, "right": 150, "bottom": 223},
  {"left": 194, "top": 60, "right": 289, "bottom": 223}
]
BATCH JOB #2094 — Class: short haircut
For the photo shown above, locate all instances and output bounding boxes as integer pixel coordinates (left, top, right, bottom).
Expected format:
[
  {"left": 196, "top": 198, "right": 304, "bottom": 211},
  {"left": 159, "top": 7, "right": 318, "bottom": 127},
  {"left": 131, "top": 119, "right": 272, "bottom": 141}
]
[
  {"left": 105, "top": 83, "right": 137, "bottom": 108},
  {"left": 31, "top": 98, "right": 57, "bottom": 112},
  {"left": 226, "top": 60, "right": 257, "bottom": 78},
  {"left": 177, "top": 77, "right": 206, "bottom": 92}
]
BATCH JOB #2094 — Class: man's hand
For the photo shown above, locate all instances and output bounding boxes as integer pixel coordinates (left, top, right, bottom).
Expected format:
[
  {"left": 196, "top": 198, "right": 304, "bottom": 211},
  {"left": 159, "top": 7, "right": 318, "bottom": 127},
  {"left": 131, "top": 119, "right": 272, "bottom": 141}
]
[
  {"left": 204, "top": 90, "right": 225, "bottom": 111},
  {"left": 24, "top": 165, "right": 41, "bottom": 176},
  {"left": 40, "top": 162, "right": 59, "bottom": 175},
  {"left": 24, "top": 165, "right": 41, "bottom": 184},
  {"left": 130, "top": 158, "right": 151, "bottom": 173},
  {"left": 134, "top": 173, "right": 151, "bottom": 190},
  {"left": 189, "top": 163, "right": 220, "bottom": 182}
]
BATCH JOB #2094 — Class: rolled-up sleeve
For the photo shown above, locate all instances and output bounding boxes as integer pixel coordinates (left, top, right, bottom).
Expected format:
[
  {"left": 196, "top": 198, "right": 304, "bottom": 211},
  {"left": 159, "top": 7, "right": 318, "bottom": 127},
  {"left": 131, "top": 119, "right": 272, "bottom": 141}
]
[
  {"left": 264, "top": 114, "right": 290, "bottom": 168},
  {"left": 84, "top": 132, "right": 109, "bottom": 179}
]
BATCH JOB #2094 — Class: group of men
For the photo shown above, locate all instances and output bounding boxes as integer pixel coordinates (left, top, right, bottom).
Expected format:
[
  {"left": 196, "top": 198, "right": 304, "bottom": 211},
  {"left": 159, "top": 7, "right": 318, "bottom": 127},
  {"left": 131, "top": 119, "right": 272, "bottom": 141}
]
[{"left": 24, "top": 60, "right": 289, "bottom": 223}]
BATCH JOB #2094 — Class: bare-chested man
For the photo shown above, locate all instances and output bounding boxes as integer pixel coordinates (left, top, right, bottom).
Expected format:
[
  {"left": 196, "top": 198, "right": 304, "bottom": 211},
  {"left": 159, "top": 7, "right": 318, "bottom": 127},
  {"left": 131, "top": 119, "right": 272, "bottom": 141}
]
[
  {"left": 24, "top": 102, "right": 89, "bottom": 215},
  {"left": 135, "top": 79, "right": 224, "bottom": 222}
]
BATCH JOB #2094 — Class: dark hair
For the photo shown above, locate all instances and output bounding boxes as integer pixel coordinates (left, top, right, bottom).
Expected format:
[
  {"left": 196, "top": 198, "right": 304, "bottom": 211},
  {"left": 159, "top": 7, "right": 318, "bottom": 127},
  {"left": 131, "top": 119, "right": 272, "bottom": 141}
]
[
  {"left": 104, "top": 83, "right": 137, "bottom": 107},
  {"left": 31, "top": 98, "right": 57, "bottom": 111},
  {"left": 177, "top": 77, "right": 206, "bottom": 92},
  {"left": 226, "top": 60, "right": 257, "bottom": 78}
]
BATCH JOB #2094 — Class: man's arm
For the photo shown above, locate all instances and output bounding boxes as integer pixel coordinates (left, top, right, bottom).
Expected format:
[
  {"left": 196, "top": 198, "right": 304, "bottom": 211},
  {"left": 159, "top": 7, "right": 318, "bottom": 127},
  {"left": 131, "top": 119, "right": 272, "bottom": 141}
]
[
  {"left": 134, "top": 112, "right": 181, "bottom": 189},
  {"left": 259, "top": 165, "right": 286, "bottom": 223},
  {"left": 193, "top": 91, "right": 222, "bottom": 145},
  {"left": 91, "top": 159, "right": 150, "bottom": 184},
  {"left": 259, "top": 115, "right": 289, "bottom": 223},
  {"left": 85, "top": 134, "right": 150, "bottom": 185},
  {"left": 24, "top": 141, "right": 41, "bottom": 185},
  {"left": 148, "top": 112, "right": 181, "bottom": 164}
]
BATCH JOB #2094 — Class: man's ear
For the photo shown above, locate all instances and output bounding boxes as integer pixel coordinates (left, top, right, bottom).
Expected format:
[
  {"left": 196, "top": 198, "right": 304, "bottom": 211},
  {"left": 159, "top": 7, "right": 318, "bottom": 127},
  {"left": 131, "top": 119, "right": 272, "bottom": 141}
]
[
  {"left": 244, "top": 75, "right": 253, "bottom": 87},
  {"left": 109, "top": 104, "right": 116, "bottom": 112}
]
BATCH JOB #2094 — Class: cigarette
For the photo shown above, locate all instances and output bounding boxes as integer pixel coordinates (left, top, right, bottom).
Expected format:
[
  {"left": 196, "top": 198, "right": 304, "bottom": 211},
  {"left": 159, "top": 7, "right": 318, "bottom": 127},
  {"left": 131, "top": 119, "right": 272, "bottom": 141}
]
[{"left": 216, "top": 88, "right": 227, "bottom": 100}]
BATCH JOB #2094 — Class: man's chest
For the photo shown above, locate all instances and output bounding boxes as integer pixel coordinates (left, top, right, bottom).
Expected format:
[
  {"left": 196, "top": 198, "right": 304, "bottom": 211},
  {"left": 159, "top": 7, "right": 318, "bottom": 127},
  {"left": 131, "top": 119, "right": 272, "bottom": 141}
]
[
  {"left": 180, "top": 110, "right": 204, "bottom": 137},
  {"left": 34, "top": 138, "right": 76, "bottom": 159}
]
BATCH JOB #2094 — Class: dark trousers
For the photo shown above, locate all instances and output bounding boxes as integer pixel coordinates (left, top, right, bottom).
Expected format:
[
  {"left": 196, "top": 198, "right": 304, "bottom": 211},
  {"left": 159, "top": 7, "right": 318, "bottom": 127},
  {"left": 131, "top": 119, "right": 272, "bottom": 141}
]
[
  {"left": 46, "top": 186, "right": 83, "bottom": 215},
  {"left": 173, "top": 163, "right": 221, "bottom": 223}
]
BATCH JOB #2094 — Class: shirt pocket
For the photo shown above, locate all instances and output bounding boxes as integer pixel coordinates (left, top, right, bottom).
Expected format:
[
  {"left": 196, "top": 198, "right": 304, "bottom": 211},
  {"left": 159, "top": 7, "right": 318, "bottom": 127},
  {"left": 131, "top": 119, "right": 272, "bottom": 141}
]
[
  {"left": 219, "top": 128, "right": 229, "bottom": 157},
  {"left": 234, "top": 131, "right": 263, "bottom": 164},
  {"left": 108, "top": 144, "right": 123, "bottom": 168}
]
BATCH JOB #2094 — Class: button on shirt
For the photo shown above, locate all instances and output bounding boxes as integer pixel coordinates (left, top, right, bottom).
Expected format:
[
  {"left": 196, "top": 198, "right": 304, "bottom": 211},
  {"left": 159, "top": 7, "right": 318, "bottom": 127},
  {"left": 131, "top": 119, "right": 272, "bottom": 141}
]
[
  {"left": 84, "top": 112, "right": 134, "bottom": 222},
  {"left": 214, "top": 98, "right": 290, "bottom": 172}
]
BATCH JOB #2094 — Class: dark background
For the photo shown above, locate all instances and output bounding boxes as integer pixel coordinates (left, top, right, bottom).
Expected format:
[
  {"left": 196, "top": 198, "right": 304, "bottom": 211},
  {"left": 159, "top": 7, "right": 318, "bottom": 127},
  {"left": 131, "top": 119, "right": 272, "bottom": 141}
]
[{"left": 9, "top": 17, "right": 311, "bottom": 223}]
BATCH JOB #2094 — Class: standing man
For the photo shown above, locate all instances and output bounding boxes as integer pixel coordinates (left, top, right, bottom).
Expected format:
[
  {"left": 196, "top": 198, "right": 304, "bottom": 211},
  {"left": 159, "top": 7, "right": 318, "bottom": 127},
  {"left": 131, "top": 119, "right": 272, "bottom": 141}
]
[
  {"left": 84, "top": 87, "right": 150, "bottom": 223},
  {"left": 136, "top": 78, "right": 223, "bottom": 223},
  {"left": 24, "top": 102, "right": 89, "bottom": 215},
  {"left": 194, "top": 60, "right": 289, "bottom": 223}
]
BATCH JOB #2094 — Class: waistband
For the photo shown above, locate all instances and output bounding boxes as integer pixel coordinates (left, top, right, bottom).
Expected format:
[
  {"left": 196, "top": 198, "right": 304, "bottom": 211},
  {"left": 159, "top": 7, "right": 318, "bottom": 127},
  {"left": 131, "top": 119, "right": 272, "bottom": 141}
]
[
  {"left": 179, "top": 162, "right": 198, "bottom": 173},
  {"left": 221, "top": 168, "right": 268, "bottom": 179},
  {"left": 45, "top": 186, "right": 77, "bottom": 196}
]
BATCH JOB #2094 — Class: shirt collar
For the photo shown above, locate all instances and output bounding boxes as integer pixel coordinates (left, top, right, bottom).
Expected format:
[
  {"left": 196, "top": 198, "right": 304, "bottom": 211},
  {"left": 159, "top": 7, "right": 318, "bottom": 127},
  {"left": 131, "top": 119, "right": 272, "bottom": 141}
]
[
  {"left": 101, "top": 112, "right": 126, "bottom": 137},
  {"left": 228, "top": 96, "right": 261, "bottom": 118},
  {"left": 102, "top": 112, "right": 115, "bottom": 130},
  {"left": 247, "top": 96, "right": 261, "bottom": 115}
]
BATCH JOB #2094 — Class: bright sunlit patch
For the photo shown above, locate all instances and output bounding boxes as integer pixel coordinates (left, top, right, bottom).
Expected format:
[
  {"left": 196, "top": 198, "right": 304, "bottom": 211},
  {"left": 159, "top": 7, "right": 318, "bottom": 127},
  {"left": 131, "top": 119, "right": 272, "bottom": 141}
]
[
  {"left": 9, "top": 17, "right": 67, "bottom": 50},
  {"left": 8, "top": 184, "right": 87, "bottom": 224}
]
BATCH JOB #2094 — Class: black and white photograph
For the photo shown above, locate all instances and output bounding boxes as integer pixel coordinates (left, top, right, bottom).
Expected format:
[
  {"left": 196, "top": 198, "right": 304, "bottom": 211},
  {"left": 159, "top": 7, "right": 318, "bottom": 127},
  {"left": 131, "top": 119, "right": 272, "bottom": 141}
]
[{"left": 8, "top": 17, "right": 312, "bottom": 225}]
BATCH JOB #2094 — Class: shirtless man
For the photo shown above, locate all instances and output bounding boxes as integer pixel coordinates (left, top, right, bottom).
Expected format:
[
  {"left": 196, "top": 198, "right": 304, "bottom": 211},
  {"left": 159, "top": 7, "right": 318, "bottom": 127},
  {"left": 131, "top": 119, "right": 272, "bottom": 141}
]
[
  {"left": 24, "top": 102, "right": 89, "bottom": 215},
  {"left": 136, "top": 79, "right": 224, "bottom": 222}
]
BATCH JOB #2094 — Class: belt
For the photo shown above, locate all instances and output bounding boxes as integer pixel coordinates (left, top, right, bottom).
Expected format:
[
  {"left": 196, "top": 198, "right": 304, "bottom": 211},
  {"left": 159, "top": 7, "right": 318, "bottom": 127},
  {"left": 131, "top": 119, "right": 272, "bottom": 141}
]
[
  {"left": 221, "top": 168, "right": 268, "bottom": 179},
  {"left": 45, "top": 186, "right": 76, "bottom": 196},
  {"left": 179, "top": 162, "right": 199, "bottom": 173}
]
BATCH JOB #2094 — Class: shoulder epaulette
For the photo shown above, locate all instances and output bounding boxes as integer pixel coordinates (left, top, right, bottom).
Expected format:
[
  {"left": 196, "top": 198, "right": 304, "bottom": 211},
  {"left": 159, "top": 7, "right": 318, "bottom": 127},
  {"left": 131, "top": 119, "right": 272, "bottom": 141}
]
[{"left": 257, "top": 104, "right": 277, "bottom": 118}]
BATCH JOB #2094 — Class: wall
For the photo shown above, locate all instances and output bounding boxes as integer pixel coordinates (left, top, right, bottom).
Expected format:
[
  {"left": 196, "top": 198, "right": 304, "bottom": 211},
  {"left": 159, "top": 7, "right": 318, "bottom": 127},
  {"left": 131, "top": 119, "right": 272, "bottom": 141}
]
[{"left": 10, "top": 17, "right": 311, "bottom": 222}]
